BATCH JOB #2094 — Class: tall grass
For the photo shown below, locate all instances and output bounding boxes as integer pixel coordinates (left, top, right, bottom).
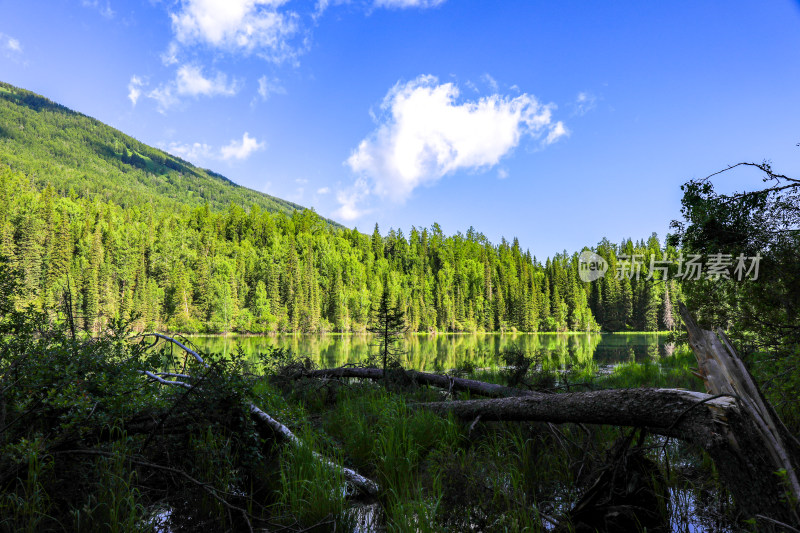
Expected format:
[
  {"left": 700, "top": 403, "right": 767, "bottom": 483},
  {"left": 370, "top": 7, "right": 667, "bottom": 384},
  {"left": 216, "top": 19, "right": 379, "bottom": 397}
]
[
  {"left": 276, "top": 432, "right": 354, "bottom": 531},
  {"left": 79, "top": 438, "right": 149, "bottom": 533},
  {"left": 0, "top": 438, "right": 53, "bottom": 533},
  {"left": 261, "top": 340, "right": 744, "bottom": 531}
]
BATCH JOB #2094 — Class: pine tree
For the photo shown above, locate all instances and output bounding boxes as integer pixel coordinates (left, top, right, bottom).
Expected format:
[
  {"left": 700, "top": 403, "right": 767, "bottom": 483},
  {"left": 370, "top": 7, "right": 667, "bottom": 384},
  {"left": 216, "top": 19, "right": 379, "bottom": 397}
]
[
  {"left": 371, "top": 223, "right": 383, "bottom": 260},
  {"left": 368, "top": 283, "right": 407, "bottom": 382}
]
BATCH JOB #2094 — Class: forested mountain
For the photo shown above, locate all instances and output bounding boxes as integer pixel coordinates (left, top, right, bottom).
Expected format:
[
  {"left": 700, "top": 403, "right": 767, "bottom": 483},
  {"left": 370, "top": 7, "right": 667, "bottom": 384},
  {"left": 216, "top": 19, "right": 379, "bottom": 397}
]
[
  {"left": 0, "top": 82, "right": 305, "bottom": 215},
  {"left": 0, "top": 82, "right": 679, "bottom": 334}
]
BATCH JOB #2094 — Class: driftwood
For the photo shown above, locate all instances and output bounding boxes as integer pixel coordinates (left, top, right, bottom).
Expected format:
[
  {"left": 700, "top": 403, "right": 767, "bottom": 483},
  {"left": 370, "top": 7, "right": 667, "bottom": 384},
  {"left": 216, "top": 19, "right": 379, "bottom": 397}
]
[
  {"left": 306, "top": 366, "right": 536, "bottom": 398},
  {"left": 678, "top": 303, "right": 800, "bottom": 525},
  {"left": 141, "top": 333, "right": 379, "bottom": 497},
  {"left": 415, "top": 306, "right": 800, "bottom": 524}
]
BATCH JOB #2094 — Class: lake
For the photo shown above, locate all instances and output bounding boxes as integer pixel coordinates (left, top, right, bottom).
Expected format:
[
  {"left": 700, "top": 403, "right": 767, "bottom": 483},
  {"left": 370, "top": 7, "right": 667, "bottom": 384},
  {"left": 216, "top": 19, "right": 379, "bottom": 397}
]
[{"left": 188, "top": 332, "right": 675, "bottom": 372}]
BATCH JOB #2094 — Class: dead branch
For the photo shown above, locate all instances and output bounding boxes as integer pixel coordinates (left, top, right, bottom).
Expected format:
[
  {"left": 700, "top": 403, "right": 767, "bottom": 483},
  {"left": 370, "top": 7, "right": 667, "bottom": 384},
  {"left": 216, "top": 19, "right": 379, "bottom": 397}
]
[{"left": 142, "top": 333, "right": 380, "bottom": 498}]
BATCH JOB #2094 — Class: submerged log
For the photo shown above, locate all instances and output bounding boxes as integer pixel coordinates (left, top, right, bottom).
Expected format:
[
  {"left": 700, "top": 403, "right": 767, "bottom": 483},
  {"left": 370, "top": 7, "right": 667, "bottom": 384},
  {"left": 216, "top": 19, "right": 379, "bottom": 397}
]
[
  {"left": 418, "top": 306, "right": 800, "bottom": 524},
  {"left": 141, "top": 333, "right": 380, "bottom": 498},
  {"left": 306, "top": 366, "right": 537, "bottom": 398}
]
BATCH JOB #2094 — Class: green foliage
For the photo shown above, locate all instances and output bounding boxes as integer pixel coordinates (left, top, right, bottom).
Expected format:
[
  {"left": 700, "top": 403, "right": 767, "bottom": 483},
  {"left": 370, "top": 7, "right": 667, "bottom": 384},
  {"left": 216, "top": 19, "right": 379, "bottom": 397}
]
[
  {"left": 0, "top": 308, "right": 324, "bottom": 531},
  {"left": 276, "top": 433, "right": 354, "bottom": 530},
  {"left": 669, "top": 162, "right": 800, "bottom": 430},
  {"left": 368, "top": 285, "right": 407, "bottom": 376},
  {"left": 0, "top": 162, "right": 678, "bottom": 335}
]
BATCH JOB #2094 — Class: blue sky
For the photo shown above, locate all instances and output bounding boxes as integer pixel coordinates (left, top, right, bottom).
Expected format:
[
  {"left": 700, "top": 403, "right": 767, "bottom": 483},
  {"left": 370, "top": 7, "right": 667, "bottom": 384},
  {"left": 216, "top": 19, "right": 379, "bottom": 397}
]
[{"left": 1, "top": 1, "right": 799, "bottom": 257}]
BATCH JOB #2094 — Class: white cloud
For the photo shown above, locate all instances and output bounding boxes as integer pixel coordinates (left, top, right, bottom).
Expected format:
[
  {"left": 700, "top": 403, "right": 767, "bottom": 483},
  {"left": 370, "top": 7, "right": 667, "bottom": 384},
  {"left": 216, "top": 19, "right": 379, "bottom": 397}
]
[
  {"left": 165, "top": 141, "right": 214, "bottom": 161},
  {"left": 5, "top": 37, "right": 21, "bottom": 53},
  {"left": 545, "top": 121, "right": 568, "bottom": 144},
  {"left": 169, "top": 0, "right": 301, "bottom": 62},
  {"left": 316, "top": 0, "right": 440, "bottom": 18},
  {"left": 221, "top": 132, "right": 266, "bottom": 160},
  {"left": 160, "top": 132, "right": 265, "bottom": 163},
  {"left": 257, "top": 75, "right": 286, "bottom": 100},
  {"left": 82, "top": 0, "right": 114, "bottom": 18},
  {"left": 316, "top": 186, "right": 330, "bottom": 194},
  {"left": 162, "top": 42, "right": 180, "bottom": 66},
  {"left": 481, "top": 73, "right": 499, "bottom": 92},
  {"left": 140, "top": 64, "right": 239, "bottom": 113},
  {"left": 345, "top": 74, "right": 566, "bottom": 205},
  {"left": 573, "top": 91, "right": 596, "bottom": 116},
  {"left": 176, "top": 64, "right": 239, "bottom": 96},
  {"left": 295, "top": 178, "right": 308, "bottom": 184},
  {"left": 0, "top": 33, "right": 22, "bottom": 58},
  {"left": 147, "top": 85, "right": 179, "bottom": 113},
  {"left": 373, "top": 0, "right": 446, "bottom": 8},
  {"left": 128, "top": 76, "right": 145, "bottom": 106},
  {"left": 334, "top": 178, "right": 372, "bottom": 221},
  {"left": 497, "top": 168, "right": 508, "bottom": 180}
]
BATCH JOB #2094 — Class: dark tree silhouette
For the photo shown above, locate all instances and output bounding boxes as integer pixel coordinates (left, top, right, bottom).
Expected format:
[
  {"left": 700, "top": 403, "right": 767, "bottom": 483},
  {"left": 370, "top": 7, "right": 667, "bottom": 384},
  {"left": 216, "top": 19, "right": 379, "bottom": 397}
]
[{"left": 368, "top": 286, "right": 407, "bottom": 382}]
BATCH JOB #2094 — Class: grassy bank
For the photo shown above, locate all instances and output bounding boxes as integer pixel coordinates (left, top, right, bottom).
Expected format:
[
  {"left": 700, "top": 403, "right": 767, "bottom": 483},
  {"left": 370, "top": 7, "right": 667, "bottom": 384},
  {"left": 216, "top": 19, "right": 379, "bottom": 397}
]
[{"left": 0, "top": 311, "right": 741, "bottom": 532}]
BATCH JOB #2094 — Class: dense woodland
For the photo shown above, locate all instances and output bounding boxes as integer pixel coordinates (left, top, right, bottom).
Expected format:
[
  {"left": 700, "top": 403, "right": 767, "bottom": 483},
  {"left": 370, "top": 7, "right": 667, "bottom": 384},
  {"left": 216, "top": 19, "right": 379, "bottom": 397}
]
[
  {"left": 0, "top": 166, "right": 681, "bottom": 334},
  {"left": 0, "top": 82, "right": 680, "bottom": 334}
]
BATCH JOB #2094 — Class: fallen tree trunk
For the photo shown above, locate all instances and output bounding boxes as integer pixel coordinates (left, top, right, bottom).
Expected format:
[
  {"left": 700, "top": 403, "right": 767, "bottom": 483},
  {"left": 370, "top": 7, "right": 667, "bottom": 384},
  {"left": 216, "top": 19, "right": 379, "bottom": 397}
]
[
  {"left": 306, "top": 366, "right": 536, "bottom": 398},
  {"left": 141, "top": 333, "right": 380, "bottom": 498},
  {"left": 418, "top": 306, "right": 800, "bottom": 525}
]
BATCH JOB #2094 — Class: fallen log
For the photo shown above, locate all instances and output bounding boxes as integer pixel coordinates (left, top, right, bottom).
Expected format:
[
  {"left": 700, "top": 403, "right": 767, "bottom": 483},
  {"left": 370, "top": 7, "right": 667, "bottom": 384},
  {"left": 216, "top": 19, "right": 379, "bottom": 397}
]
[
  {"left": 141, "top": 333, "right": 380, "bottom": 498},
  {"left": 417, "top": 306, "right": 800, "bottom": 525},
  {"left": 306, "top": 366, "right": 536, "bottom": 398}
]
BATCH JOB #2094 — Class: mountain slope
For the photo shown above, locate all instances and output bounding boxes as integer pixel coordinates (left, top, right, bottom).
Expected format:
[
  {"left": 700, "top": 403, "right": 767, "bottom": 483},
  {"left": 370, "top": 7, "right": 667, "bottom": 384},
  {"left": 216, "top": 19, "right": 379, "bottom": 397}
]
[{"left": 0, "top": 81, "right": 309, "bottom": 216}]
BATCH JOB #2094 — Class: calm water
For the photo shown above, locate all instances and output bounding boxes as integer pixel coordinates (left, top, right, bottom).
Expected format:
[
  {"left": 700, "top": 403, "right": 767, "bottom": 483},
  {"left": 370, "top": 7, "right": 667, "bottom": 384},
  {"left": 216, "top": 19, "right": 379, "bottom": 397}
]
[{"left": 188, "top": 333, "right": 674, "bottom": 372}]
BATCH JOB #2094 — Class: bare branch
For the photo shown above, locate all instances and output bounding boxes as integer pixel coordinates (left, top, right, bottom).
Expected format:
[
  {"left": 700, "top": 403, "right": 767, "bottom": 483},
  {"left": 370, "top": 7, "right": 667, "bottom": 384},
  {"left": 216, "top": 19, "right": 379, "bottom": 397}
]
[{"left": 142, "top": 333, "right": 380, "bottom": 497}]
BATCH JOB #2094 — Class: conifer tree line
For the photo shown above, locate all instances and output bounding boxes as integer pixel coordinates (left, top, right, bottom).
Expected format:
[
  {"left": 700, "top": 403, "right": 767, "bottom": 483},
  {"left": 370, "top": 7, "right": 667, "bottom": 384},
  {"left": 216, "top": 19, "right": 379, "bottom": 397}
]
[{"left": 0, "top": 166, "right": 680, "bottom": 334}]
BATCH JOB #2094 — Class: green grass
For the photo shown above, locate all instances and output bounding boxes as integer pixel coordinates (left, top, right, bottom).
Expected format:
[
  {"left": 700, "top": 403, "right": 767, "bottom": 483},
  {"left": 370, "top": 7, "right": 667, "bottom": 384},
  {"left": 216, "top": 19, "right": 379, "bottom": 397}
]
[
  {"left": 245, "top": 341, "right": 740, "bottom": 532},
  {"left": 275, "top": 432, "right": 354, "bottom": 531},
  {"left": 0, "top": 307, "right": 737, "bottom": 532},
  {"left": 594, "top": 346, "right": 703, "bottom": 391}
]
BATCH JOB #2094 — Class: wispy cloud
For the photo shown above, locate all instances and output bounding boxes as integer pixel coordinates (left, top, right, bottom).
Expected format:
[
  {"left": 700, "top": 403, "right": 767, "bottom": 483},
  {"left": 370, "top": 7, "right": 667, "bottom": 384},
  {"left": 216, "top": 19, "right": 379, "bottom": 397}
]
[
  {"left": 165, "top": 141, "right": 214, "bottom": 161},
  {"left": 257, "top": 75, "right": 286, "bottom": 100},
  {"left": 175, "top": 64, "right": 240, "bottom": 97},
  {"left": 81, "top": 0, "right": 114, "bottom": 19},
  {"left": 169, "top": 0, "right": 302, "bottom": 63},
  {"left": 573, "top": 91, "right": 596, "bottom": 116},
  {"left": 134, "top": 64, "right": 240, "bottom": 112},
  {"left": 481, "top": 73, "right": 499, "bottom": 92},
  {"left": 341, "top": 74, "right": 567, "bottom": 216},
  {"left": 162, "top": 133, "right": 265, "bottom": 163},
  {"left": 221, "top": 132, "right": 266, "bottom": 160},
  {"left": 316, "top": 186, "right": 330, "bottom": 194},
  {"left": 147, "top": 85, "right": 180, "bottom": 113},
  {"left": 334, "top": 178, "right": 372, "bottom": 221},
  {"left": 373, "top": 0, "right": 446, "bottom": 8},
  {"left": 0, "top": 33, "right": 23, "bottom": 59},
  {"left": 128, "top": 75, "right": 145, "bottom": 105},
  {"left": 316, "top": 0, "right": 444, "bottom": 19},
  {"left": 545, "top": 121, "right": 568, "bottom": 144}
]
